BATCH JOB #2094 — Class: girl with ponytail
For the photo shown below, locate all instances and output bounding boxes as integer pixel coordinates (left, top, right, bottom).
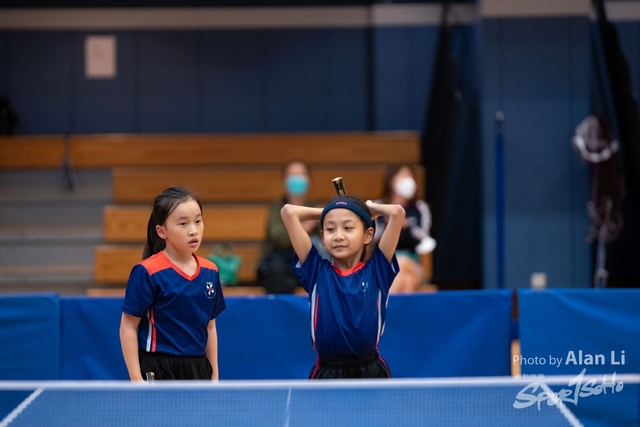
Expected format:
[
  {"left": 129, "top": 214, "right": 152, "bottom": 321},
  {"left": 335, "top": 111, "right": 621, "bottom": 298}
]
[{"left": 120, "top": 187, "right": 226, "bottom": 381}]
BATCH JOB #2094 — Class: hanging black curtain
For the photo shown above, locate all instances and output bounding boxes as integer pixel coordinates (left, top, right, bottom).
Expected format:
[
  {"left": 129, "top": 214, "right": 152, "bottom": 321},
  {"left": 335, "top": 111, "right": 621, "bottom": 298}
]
[
  {"left": 591, "top": 0, "right": 640, "bottom": 286},
  {"left": 421, "top": 1, "right": 480, "bottom": 288}
]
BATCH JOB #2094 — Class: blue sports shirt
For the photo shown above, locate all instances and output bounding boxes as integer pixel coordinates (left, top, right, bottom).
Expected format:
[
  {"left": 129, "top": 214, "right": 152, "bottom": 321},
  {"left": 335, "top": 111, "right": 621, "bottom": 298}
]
[
  {"left": 292, "top": 246, "right": 399, "bottom": 358},
  {"left": 122, "top": 252, "right": 226, "bottom": 356}
]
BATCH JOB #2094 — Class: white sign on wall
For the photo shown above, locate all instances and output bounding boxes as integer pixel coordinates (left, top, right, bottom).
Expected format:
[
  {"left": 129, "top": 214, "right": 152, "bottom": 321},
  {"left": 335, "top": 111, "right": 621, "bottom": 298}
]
[{"left": 85, "top": 35, "right": 117, "bottom": 79}]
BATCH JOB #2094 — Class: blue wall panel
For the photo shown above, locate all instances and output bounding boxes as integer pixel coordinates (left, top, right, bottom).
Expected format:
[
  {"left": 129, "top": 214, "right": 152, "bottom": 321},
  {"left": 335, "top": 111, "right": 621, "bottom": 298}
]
[
  {"left": 139, "top": 32, "right": 202, "bottom": 133},
  {"left": 3, "top": 27, "right": 439, "bottom": 135},
  {"left": 325, "top": 29, "right": 368, "bottom": 131},
  {"left": 203, "top": 30, "right": 266, "bottom": 133},
  {"left": 9, "top": 32, "right": 72, "bottom": 134},
  {"left": 410, "top": 26, "right": 438, "bottom": 130},
  {"left": 266, "top": 30, "right": 328, "bottom": 131},
  {"left": 481, "top": 18, "right": 590, "bottom": 288},
  {"left": 373, "top": 27, "right": 412, "bottom": 130},
  {"left": 373, "top": 26, "right": 438, "bottom": 131},
  {"left": 73, "top": 32, "right": 137, "bottom": 133}
]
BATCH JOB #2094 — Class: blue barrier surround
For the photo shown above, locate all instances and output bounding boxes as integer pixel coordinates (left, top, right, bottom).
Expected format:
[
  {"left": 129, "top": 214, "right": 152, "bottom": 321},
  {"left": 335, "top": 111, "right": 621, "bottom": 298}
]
[
  {"left": 518, "top": 288, "right": 640, "bottom": 427},
  {"left": 1, "top": 290, "right": 512, "bottom": 381},
  {"left": 0, "top": 294, "right": 60, "bottom": 380}
]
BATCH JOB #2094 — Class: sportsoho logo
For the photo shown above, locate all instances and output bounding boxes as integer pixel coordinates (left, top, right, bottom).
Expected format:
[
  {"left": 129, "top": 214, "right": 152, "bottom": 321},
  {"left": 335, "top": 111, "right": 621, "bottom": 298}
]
[{"left": 512, "top": 350, "right": 626, "bottom": 410}]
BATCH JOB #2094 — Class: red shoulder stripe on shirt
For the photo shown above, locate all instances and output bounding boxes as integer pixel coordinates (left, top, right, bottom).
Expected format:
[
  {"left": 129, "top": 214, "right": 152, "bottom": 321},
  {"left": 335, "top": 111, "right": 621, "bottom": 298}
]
[
  {"left": 196, "top": 255, "right": 219, "bottom": 272},
  {"left": 139, "top": 252, "right": 173, "bottom": 276}
]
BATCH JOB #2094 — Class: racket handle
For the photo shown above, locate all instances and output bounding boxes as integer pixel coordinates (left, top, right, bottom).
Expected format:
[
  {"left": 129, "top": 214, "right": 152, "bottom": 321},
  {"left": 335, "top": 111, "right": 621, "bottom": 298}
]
[
  {"left": 146, "top": 372, "right": 155, "bottom": 382},
  {"left": 332, "top": 177, "right": 347, "bottom": 196}
]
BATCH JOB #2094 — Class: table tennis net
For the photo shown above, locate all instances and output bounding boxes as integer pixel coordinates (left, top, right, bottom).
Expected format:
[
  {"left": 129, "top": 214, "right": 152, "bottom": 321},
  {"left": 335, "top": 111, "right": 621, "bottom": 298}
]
[{"left": 0, "top": 374, "right": 638, "bottom": 427}]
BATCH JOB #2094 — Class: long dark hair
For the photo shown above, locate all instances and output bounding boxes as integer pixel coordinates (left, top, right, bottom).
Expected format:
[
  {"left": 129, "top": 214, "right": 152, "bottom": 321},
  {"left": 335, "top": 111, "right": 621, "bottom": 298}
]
[{"left": 142, "top": 187, "right": 203, "bottom": 259}]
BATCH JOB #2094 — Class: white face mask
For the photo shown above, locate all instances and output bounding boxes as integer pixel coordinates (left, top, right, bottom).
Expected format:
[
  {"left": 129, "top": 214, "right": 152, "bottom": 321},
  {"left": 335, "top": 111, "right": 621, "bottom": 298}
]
[{"left": 394, "top": 177, "right": 417, "bottom": 200}]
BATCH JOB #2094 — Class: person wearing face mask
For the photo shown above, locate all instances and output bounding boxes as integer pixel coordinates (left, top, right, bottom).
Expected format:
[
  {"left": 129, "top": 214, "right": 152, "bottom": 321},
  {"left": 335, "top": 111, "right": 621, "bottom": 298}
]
[
  {"left": 257, "top": 160, "right": 321, "bottom": 294},
  {"left": 373, "top": 165, "right": 436, "bottom": 293}
]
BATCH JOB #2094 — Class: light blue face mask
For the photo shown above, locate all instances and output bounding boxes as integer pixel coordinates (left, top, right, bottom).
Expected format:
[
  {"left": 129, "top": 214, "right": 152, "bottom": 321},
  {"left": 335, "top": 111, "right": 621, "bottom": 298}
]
[{"left": 285, "top": 175, "right": 309, "bottom": 196}]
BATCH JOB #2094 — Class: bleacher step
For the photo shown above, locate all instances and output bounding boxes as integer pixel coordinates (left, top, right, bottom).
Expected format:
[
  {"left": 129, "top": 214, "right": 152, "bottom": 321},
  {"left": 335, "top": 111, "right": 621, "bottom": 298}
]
[
  {"left": 0, "top": 225, "right": 102, "bottom": 266},
  {"left": 0, "top": 225, "right": 102, "bottom": 243},
  {"left": 0, "top": 264, "right": 94, "bottom": 295}
]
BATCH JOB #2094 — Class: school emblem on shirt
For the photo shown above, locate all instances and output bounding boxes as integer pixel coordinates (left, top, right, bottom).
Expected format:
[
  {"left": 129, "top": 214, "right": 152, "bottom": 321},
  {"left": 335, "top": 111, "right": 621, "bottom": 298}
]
[{"left": 205, "top": 282, "right": 215, "bottom": 299}]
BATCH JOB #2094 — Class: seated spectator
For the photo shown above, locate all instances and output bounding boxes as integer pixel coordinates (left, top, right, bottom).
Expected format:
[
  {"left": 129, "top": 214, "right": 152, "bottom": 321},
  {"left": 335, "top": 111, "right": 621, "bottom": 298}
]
[
  {"left": 257, "top": 160, "right": 322, "bottom": 293},
  {"left": 374, "top": 165, "right": 436, "bottom": 293}
]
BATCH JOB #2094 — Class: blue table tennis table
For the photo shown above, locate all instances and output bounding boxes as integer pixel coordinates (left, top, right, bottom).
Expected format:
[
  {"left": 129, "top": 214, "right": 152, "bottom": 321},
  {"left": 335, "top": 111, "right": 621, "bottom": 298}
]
[{"left": 0, "top": 376, "right": 638, "bottom": 427}]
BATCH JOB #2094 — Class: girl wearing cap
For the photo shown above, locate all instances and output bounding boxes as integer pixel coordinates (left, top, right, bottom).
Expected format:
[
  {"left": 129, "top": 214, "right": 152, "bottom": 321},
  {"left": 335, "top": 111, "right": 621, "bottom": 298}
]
[{"left": 281, "top": 195, "right": 405, "bottom": 379}]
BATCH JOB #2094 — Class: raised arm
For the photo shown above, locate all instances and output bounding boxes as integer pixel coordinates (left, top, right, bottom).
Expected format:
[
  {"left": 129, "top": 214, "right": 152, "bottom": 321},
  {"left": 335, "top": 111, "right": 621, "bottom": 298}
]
[
  {"left": 280, "top": 204, "right": 323, "bottom": 264},
  {"left": 365, "top": 201, "right": 405, "bottom": 262}
]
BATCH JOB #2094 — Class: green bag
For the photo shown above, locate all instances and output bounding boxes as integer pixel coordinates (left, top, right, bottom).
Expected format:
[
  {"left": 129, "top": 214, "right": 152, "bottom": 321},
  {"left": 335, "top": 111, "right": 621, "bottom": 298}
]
[{"left": 207, "top": 244, "right": 242, "bottom": 286}]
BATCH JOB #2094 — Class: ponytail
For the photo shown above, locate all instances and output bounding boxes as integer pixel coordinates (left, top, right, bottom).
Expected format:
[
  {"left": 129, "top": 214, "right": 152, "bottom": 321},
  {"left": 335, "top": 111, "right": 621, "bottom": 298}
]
[
  {"left": 141, "top": 186, "right": 202, "bottom": 260},
  {"left": 142, "top": 213, "right": 165, "bottom": 259}
]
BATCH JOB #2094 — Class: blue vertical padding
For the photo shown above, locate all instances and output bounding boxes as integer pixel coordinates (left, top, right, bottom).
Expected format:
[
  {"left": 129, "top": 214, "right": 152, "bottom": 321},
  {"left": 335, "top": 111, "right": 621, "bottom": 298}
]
[
  {"left": 217, "top": 295, "right": 317, "bottom": 380},
  {"left": 0, "top": 32, "right": 8, "bottom": 97},
  {"left": 379, "top": 290, "right": 513, "bottom": 377},
  {"left": 481, "top": 19, "right": 504, "bottom": 290},
  {"left": 0, "top": 294, "right": 60, "bottom": 380},
  {"left": 495, "top": 114, "right": 505, "bottom": 288},
  {"left": 518, "top": 289, "right": 640, "bottom": 427},
  {"left": 73, "top": 32, "right": 137, "bottom": 133},
  {"left": 8, "top": 32, "right": 72, "bottom": 134},
  {"left": 139, "top": 31, "right": 202, "bottom": 133},
  {"left": 266, "top": 29, "right": 328, "bottom": 131},
  {"left": 373, "top": 27, "right": 412, "bottom": 130},
  {"left": 325, "top": 29, "right": 368, "bottom": 131},
  {"left": 60, "top": 297, "right": 128, "bottom": 380},
  {"left": 203, "top": 30, "right": 266, "bottom": 132},
  {"left": 481, "top": 18, "right": 591, "bottom": 288}
]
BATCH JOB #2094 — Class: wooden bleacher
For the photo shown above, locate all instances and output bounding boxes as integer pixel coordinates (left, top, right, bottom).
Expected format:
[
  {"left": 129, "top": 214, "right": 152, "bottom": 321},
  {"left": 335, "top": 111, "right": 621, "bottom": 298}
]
[
  {"left": 103, "top": 205, "right": 269, "bottom": 242},
  {"left": 0, "top": 132, "right": 419, "bottom": 168},
  {"left": 112, "top": 165, "right": 425, "bottom": 203},
  {"left": 1, "top": 131, "right": 431, "bottom": 295},
  {"left": 94, "top": 243, "right": 262, "bottom": 285}
]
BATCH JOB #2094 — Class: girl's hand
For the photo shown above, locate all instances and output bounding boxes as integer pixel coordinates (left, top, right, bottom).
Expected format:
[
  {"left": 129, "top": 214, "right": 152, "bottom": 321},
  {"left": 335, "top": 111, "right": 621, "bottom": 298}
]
[{"left": 365, "top": 200, "right": 382, "bottom": 219}]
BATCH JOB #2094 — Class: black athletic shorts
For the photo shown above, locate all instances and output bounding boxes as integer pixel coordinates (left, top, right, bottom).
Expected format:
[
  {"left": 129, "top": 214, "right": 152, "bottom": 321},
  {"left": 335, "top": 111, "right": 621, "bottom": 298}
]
[
  {"left": 138, "top": 349, "right": 212, "bottom": 380},
  {"left": 309, "top": 350, "right": 391, "bottom": 380}
]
